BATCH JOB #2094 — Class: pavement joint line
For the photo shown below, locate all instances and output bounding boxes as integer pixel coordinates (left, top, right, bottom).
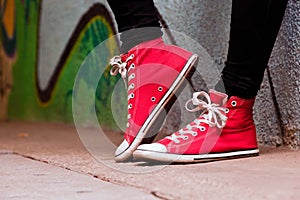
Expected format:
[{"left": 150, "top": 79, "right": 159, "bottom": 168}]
[
  {"left": 1, "top": 150, "right": 171, "bottom": 200},
  {"left": 0, "top": 151, "right": 17, "bottom": 155}
]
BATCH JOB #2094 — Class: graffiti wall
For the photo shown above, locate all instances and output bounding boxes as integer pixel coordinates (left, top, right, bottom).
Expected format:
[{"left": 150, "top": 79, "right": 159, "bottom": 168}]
[
  {"left": 1, "top": 0, "right": 120, "bottom": 127},
  {"left": 0, "top": 0, "right": 16, "bottom": 120}
]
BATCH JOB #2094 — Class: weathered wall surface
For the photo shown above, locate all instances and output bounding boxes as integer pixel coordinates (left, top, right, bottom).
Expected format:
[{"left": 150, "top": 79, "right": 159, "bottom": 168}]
[
  {"left": 0, "top": 0, "right": 299, "bottom": 148},
  {"left": 267, "top": 0, "right": 300, "bottom": 148}
]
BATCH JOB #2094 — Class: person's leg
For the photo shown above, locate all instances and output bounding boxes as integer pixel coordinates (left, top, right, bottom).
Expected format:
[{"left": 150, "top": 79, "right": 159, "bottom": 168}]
[
  {"left": 217, "top": 0, "right": 288, "bottom": 99},
  {"left": 108, "top": 0, "right": 199, "bottom": 162},
  {"left": 133, "top": 0, "right": 288, "bottom": 163},
  {"left": 107, "top": 0, "right": 163, "bottom": 53}
]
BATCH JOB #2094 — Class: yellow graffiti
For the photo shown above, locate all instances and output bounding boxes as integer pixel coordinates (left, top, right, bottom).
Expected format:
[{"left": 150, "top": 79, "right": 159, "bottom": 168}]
[{"left": 2, "top": 0, "right": 15, "bottom": 39}]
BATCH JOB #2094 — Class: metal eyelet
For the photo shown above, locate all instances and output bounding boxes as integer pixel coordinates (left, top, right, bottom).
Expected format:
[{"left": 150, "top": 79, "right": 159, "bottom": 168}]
[
  {"left": 151, "top": 97, "right": 156, "bottom": 102},
  {"left": 231, "top": 100, "right": 237, "bottom": 107},
  {"left": 128, "top": 93, "right": 134, "bottom": 100},
  {"left": 130, "top": 54, "right": 134, "bottom": 59},
  {"left": 158, "top": 87, "right": 163, "bottom": 92},
  {"left": 200, "top": 127, "right": 206, "bottom": 132},
  {"left": 128, "top": 63, "right": 135, "bottom": 73},
  {"left": 128, "top": 83, "right": 135, "bottom": 91},
  {"left": 128, "top": 73, "right": 135, "bottom": 81},
  {"left": 128, "top": 104, "right": 132, "bottom": 109},
  {"left": 225, "top": 108, "right": 230, "bottom": 114},
  {"left": 192, "top": 132, "right": 198, "bottom": 136},
  {"left": 183, "top": 136, "right": 189, "bottom": 140}
]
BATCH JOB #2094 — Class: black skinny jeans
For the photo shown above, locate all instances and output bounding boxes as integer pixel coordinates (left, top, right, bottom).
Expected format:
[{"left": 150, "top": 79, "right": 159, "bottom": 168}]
[{"left": 107, "top": 0, "right": 288, "bottom": 99}]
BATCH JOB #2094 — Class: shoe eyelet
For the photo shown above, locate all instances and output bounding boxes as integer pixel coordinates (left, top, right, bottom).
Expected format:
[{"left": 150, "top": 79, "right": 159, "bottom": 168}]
[
  {"left": 128, "top": 83, "right": 135, "bottom": 91},
  {"left": 231, "top": 100, "right": 237, "bottom": 107},
  {"left": 200, "top": 127, "right": 206, "bottom": 132},
  {"left": 151, "top": 97, "right": 156, "bottom": 102},
  {"left": 225, "top": 108, "right": 230, "bottom": 114},
  {"left": 128, "top": 73, "right": 135, "bottom": 81},
  {"left": 128, "top": 93, "right": 135, "bottom": 100},
  {"left": 127, "top": 114, "right": 131, "bottom": 119},
  {"left": 128, "top": 104, "right": 132, "bottom": 109},
  {"left": 128, "top": 63, "right": 135, "bottom": 73},
  {"left": 184, "top": 136, "right": 189, "bottom": 140},
  {"left": 130, "top": 54, "right": 134, "bottom": 59},
  {"left": 158, "top": 87, "right": 163, "bottom": 92},
  {"left": 192, "top": 132, "right": 198, "bottom": 136}
]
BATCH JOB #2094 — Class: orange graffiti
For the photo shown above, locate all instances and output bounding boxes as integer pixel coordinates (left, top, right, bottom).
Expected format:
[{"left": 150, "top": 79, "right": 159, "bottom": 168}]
[{"left": 2, "top": 0, "right": 15, "bottom": 39}]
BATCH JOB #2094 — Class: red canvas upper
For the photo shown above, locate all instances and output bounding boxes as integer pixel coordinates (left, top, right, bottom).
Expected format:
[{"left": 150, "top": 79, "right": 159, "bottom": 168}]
[
  {"left": 156, "top": 90, "right": 258, "bottom": 154},
  {"left": 110, "top": 38, "right": 194, "bottom": 145}
]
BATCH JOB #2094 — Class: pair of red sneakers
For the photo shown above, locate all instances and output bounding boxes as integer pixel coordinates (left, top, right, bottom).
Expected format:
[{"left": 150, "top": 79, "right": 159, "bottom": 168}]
[{"left": 110, "top": 37, "right": 259, "bottom": 163}]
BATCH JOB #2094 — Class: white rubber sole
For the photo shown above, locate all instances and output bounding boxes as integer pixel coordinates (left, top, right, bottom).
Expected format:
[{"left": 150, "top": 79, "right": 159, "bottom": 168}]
[
  {"left": 115, "top": 54, "right": 199, "bottom": 162},
  {"left": 133, "top": 148, "right": 259, "bottom": 163}
]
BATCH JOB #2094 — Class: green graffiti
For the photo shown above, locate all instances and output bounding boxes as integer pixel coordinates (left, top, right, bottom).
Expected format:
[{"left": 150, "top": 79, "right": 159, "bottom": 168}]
[{"left": 8, "top": 0, "right": 120, "bottom": 129}]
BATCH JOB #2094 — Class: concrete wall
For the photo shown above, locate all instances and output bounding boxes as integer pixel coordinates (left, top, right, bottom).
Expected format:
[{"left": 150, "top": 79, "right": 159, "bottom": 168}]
[
  {"left": 0, "top": 0, "right": 299, "bottom": 148},
  {"left": 267, "top": 0, "right": 300, "bottom": 148}
]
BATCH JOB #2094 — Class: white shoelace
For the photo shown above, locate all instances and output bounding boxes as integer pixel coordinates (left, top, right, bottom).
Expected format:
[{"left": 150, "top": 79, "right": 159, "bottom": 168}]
[
  {"left": 110, "top": 54, "right": 136, "bottom": 128},
  {"left": 109, "top": 54, "right": 134, "bottom": 89},
  {"left": 166, "top": 91, "right": 228, "bottom": 143}
]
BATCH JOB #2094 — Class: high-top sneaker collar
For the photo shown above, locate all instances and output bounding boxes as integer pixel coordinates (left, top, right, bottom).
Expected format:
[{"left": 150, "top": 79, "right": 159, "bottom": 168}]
[{"left": 209, "top": 89, "right": 228, "bottom": 106}]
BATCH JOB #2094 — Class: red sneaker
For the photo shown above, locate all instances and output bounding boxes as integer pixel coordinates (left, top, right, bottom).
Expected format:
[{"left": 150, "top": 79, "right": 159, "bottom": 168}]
[
  {"left": 133, "top": 90, "right": 259, "bottom": 163},
  {"left": 110, "top": 37, "right": 198, "bottom": 162}
]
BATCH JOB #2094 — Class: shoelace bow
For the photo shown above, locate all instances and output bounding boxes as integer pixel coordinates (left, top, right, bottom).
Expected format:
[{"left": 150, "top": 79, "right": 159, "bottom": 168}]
[
  {"left": 167, "top": 91, "right": 228, "bottom": 143},
  {"left": 109, "top": 54, "right": 134, "bottom": 89}
]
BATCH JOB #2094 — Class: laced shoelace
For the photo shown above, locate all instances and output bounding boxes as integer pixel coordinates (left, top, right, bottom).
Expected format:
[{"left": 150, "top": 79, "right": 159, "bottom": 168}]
[
  {"left": 110, "top": 54, "right": 136, "bottom": 128},
  {"left": 166, "top": 91, "right": 228, "bottom": 143},
  {"left": 109, "top": 54, "right": 134, "bottom": 89}
]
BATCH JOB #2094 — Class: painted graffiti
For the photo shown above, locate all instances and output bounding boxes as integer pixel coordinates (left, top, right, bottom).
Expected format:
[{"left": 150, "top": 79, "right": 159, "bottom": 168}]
[
  {"left": 3, "top": 0, "right": 119, "bottom": 126},
  {"left": 0, "top": 0, "right": 16, "bottom": 120},
  {"left": 1, "top": 0, "right": 172, "bottom": 129},
  {"left": 36, "top": 2, "right": 117, "bottom": 104}
]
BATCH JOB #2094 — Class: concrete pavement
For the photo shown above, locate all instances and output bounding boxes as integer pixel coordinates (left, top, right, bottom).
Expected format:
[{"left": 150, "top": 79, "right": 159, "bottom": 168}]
[
  {"left": 0, "top": 121, "right": 300, "bottom": 200},
  {"left": 0, "top": 152, "right": 156, "bottom": 200}
]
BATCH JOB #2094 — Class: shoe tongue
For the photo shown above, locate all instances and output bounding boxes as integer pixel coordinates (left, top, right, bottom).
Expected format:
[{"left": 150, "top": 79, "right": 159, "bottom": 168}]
[{"left": 209, "top": 89, "right": 228, "bottom": 106}]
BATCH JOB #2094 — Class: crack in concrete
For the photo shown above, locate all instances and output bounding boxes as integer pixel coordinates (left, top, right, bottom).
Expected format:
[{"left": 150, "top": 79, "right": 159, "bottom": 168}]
[
  {"left": 0, "top": 150, "right": 15, "bottom": 155},
  {"left": 151, "top": 191, "right": 174, "bottom": 200}
]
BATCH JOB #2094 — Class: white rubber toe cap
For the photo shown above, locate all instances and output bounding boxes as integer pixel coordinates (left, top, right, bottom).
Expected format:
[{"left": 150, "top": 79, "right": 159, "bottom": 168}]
[
  {"left": 137, "top": 143, "right": 167, "bottom": 153},
  {"left": 115, "top": 140, "right": 129, "bottom": 156}
]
